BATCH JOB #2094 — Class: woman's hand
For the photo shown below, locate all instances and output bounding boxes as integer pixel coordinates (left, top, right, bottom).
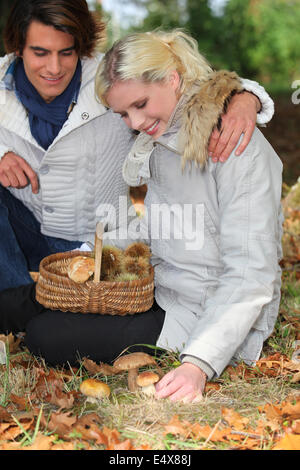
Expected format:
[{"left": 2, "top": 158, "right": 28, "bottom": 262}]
[
  {"left": 155, "top": 362, "right": 207, "bottom": 403},
  {"left": 208, "top": 91, "right": 261, "bottom": 163},
  {"left": 0, "top": 152, "right": 39, "bottom": 193}
]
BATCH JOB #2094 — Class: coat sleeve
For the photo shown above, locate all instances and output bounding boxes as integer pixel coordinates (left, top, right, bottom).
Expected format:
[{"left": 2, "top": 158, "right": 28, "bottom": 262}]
[
  {"left": 0, "top": 125, "right": 18, "bottom": 161},
  {"left": 179, "top": 128, "right": 283, "bottom": 377},
  {"left": 0, "top": 145, "right": 15, "bottom": 160},
  {"left": 240, "top": 78, "right": 274, "bottom": 125}
]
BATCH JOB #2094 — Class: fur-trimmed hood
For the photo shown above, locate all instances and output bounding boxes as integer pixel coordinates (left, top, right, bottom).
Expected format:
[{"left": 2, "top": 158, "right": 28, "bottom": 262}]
[
  {"left": 122, "top": 70, "right": 243, "bottom": 186},
  {"left": 178, "top": 70, "right": 243, "bottom": 168}
]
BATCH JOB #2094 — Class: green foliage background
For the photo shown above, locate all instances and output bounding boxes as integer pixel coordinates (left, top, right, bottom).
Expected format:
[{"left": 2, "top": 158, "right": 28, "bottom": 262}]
[
  {"left": 103, "top": 0, "right": 300, "bottom": 92},
  {"left": 0, "top": 0, "right": 299, "bottom": 90}
]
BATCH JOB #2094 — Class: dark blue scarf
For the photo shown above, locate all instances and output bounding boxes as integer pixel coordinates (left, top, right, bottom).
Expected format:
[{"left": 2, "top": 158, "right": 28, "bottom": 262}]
[{"left": 14, "top": 59, "right": 82, "bottom": 150}]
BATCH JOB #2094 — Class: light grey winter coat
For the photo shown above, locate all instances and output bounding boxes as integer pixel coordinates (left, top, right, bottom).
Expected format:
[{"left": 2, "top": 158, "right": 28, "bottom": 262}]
[{"left": 121, "top": 72, "right": 283, "bottom": 379}]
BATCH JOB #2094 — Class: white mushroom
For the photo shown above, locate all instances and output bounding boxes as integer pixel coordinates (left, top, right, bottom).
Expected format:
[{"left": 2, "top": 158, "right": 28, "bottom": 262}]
[{"left": 136, "top": 371, "right": 160, "bottom": 396}]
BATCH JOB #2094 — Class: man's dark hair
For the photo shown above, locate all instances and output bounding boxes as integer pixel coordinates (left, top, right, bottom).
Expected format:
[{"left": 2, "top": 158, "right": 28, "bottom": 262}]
[{"left": 3, "top": 0, "right": 105, "bottom": 57}]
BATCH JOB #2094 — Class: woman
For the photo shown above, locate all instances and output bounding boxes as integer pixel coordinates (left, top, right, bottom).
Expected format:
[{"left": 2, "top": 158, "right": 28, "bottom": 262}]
[{"left": 94, "top": 30, "right": 283, "bottom": 402}]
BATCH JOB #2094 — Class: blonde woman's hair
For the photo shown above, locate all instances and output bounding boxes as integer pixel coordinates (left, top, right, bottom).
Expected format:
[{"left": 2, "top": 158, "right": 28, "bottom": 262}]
[
  {"left": 95, "top": 30, "right": 242, "bottom": 169},
  {"left": 95, "top": 29, "right": 213, "bottom": 106}
]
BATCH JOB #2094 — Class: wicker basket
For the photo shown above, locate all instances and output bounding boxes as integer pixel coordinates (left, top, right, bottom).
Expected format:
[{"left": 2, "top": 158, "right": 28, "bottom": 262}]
[
  {"left": 36, "top": 223, "right": 154, "bottom": 315},
  {"left": 35, "top": 250, "right": 154, "bottom": 315}
]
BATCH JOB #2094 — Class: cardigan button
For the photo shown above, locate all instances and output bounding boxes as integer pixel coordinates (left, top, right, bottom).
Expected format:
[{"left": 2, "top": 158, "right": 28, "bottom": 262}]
[
  {"left": 44, "top": 206, "right": 54, "bottom": 214},
  {"left": 81, "top": 112, "right": 89, "bottom": 120},
  {"left": 40, "top": 165, "right": 49, "bottom": 175}
]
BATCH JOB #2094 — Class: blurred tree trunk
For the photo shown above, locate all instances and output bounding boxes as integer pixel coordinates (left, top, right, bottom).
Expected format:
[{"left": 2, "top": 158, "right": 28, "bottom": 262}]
[
  {"left": 186, "top": 0, "right": 225, "bottom": 68},
  {"left": 0, "top": 1, "right": 12, "bottom": 56}
]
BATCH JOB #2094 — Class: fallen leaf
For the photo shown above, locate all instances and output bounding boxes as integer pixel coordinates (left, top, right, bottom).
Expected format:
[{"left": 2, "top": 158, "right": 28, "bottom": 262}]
[
  {"left": 0, "top": 418, "right": 34, "bottom": 441},
  {"left": 222, "top": 408, "right": 249, "bottom": 430},
  {"left": 0, "top": 423, "right": 12, "bottom": 434},
  {"left": 255, "top": 417, "right": 282, "bottom": 433},
  {"left": 292, "top": 372, "right": 300, "bottom": 383},
  {"left": 272, "top": 433, "right": 300, "bottom": 450},
  {"left": 10, "top": 394, "right": 31, "bottom": 411},
  {"left": 107, "top": 439, "right": 133, "bottom": 450},
  {"left": 189, "top": 423, "right": 232, "bottom": 442},
  {"left": 260, "top": 403, "right": 285, "bottom": 423},
  {"left": 163, "top": 415, "right": 191, "bottom": 438},
  {"left": 281, "top": 398, "right": 300, "bottom": 420},
  {"left": 72, "top": 413, "right": 105, "bottom": 443},
  {"left": 82, "top": 357, "right": 121, "bottom": 376},
  {"left": 0, "top": 441, "right": 24, "bottom": 450},
  {"left": 33, "top": 369, "right": 64, "bottom": 399},
  {"left": 40, "top": 410, "right": 77, "bottom": 439},
  {"left": 204, "top": 382, "right": 221, "bottom": 393},
  {"left": 292, "top": 420, "right": 300, "bottom": 434},
  {"left": 50, "top": 388, "right": 75, "bottom": 409},
  {"left": 51, "top": 442, "right": 77, "bottom": 451},
  {"left": 0, "top": 406, "right": 13, "bottom": 422},
  {"left": 33, "top": 369, "right": 75, "bottom": 409},
  {"left": 0, "top": 333, "right": 21, "bottom": 354},
  {"left": 22, "top": 433, "right": 56, "bottom": 451}
]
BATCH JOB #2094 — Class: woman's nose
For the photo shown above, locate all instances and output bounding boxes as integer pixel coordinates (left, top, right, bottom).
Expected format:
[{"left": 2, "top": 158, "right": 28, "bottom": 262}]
[{"left": 129, "top": 111, "right": 145, "bottom": 131}]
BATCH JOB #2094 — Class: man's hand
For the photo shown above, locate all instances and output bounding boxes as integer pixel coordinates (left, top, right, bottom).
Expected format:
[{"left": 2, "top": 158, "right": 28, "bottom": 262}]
[
  {"left": 0, "top": 152, "right": 39, "bottom": 194},
  {"left": 155, "top": 362, "right": 207, "bottom": 403},
  {"left": 208, "top": 91, "right": 261, "bottom": 162}
]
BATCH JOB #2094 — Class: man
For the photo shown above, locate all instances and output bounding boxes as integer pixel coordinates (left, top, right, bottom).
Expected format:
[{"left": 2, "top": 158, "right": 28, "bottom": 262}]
[{"left": 0, "top": 0, "right": 135, "bottom": 291}]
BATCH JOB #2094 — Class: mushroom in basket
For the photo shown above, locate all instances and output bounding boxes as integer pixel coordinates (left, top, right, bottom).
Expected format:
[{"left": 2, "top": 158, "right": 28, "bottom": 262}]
[{"left": 68, "top": 256, "right": 95, "bottom": 283}]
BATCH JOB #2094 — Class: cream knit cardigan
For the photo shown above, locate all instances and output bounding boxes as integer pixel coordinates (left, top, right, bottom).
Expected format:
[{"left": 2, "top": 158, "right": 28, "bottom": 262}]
[{"left": 0, "top": 53, "right": 134, "bottom": 243}]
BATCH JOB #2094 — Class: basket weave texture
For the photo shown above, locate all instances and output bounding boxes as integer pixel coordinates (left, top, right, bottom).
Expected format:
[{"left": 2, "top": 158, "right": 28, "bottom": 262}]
[{"left": 36, "top": 251, "right": 154, "bottom": 315}]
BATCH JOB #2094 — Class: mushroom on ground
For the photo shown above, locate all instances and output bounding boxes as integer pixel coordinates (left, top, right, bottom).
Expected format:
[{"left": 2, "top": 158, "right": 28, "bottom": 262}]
[
  {"left": 113, "top": 352, "right": 157, "bottom": 392},
  {"left": 79, "top": 378, "right": 111, "bottom": 399},
  {"left": 136, "top": 371, "right": 160, "bottom": 396}
]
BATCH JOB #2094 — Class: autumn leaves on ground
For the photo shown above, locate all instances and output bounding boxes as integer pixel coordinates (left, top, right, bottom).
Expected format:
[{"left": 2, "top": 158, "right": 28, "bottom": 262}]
[
  {"left": 1, "top": 99, "right": 300, "bottom": 451},
  {"left": 0, "top": 332, "right": 300, "bottom": 451}
]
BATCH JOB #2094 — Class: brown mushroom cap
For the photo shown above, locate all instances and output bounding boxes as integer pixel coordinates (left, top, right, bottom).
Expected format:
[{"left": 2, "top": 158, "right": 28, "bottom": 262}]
[
  {"left": 79, "top": 378, "right": 111, "bottom": 399},
  {"left": 113, "top": 352, "right": 158, "bottom": 392},
  {"left": 68, "top": 256, "right": 95, "bottom": 283},
  {"left": 136, "top": 371, "right": 160, "bottom": 387},
  {"left": 113, "top": 352, "right": 157, "bottom": 371}
]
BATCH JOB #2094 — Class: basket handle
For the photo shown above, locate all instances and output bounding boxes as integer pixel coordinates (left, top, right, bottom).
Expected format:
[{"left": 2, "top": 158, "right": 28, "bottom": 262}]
[{"left": 94, "top": 222, "right": 104, "bottom": 283}]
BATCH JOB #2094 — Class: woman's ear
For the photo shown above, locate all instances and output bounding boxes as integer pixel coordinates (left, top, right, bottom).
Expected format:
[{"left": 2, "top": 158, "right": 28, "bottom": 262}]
[{"left": 169, "top": 70, "right": 180, "bottom": 91}]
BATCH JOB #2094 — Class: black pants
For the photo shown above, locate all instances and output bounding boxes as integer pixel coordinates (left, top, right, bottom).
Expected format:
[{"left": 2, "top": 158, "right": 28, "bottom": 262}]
[{"left": 0, "top": 284, "right": 166, "bottom": 367}]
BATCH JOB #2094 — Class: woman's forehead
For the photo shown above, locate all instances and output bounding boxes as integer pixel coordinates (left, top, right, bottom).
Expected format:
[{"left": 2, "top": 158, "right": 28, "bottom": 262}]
[{"left": 106, "top": 80, "right": 149, "bottom": 110}]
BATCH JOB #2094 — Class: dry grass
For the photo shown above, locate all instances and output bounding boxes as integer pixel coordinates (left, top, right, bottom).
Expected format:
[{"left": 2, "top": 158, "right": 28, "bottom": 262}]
[{"left": 0, "top": 275, "right": 299, "bottom": 450}]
